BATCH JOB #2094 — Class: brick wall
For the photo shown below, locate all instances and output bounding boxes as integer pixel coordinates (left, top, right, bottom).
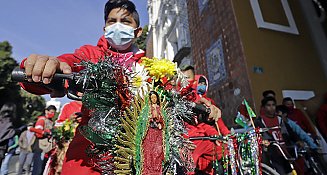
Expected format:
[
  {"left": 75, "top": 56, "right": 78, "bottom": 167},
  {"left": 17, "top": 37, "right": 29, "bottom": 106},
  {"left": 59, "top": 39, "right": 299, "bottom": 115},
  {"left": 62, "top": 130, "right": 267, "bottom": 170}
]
[{"left": 186, "top": 0, "right": 254, "bottom": 127}]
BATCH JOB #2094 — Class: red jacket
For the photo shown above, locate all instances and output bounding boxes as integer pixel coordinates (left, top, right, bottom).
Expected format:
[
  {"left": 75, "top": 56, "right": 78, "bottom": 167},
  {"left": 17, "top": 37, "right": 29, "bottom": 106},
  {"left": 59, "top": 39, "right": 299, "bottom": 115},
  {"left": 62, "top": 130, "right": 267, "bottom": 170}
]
[
  {"left": 30, "top": 116, "right": 52, "bottom": 138},
  {"left": 20, "top": 36, "right": 145, "bottom": 175}
]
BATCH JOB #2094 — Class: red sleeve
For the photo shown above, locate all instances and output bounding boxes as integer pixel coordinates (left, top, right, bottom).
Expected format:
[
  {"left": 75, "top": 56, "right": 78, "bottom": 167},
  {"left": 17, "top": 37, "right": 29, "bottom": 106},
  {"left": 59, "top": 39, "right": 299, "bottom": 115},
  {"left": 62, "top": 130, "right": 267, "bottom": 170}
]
[
  {"left": 57, "top": 45, "right": 104, "bottom": 72},
  {"left": 217, "top": 118, "right": 230, "bottom": 135},
  {"left": 30, "top": 118, "right": 45, "bottom": 137},
  {"left": 18, "top": 45, "right": 95, "bottom": 95},
  {"left": 202, "top": 124, "right": 219, "bottom": 136},
  {"left": 29, "top": 127, "right": 44, "bottom": 136}
]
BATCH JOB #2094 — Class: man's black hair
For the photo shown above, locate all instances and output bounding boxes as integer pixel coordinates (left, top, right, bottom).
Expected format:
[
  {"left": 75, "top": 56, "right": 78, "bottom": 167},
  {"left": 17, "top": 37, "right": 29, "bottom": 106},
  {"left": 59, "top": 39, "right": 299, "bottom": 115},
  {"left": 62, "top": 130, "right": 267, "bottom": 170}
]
[
  {"left": 261, "top": 97, "right": 276, "bottom": 107},
  {"left": 198, "top": 76, "right": 206, "bottom": 84},
  {"left": 104, "top": 0, "right": 140, "bottom": 27},
  {"left": 262, "top": 90, "right": 276, "bottom": 98},
  {"left": 180, "top": 65, "right": 195, "bottom": 73},
  {"left": 46, "top": 105, "right": 57, "bottom": 111},
  {"left": 276, "top": 105, "right": 289, "bottom": 114},
  {"left": 282, "top": 97, "right": 293, "bottom": 103}
]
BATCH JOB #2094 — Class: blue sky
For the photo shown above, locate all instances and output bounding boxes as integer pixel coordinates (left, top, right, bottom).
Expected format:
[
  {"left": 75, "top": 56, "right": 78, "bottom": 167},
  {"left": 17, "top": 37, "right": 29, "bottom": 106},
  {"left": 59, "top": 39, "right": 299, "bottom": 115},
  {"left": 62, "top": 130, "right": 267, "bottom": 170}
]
[{"left": 0, "top": 0, "right": 149, "bottom": 106}]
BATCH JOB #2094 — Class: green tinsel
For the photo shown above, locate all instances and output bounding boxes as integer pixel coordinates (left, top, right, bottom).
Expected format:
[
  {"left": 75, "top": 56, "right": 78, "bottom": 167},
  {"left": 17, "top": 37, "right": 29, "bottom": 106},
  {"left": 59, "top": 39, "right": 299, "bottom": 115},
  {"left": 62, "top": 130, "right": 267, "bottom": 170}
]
[
  {"left": 75, "top": 57, "right": 128, "bottom": 174},
  {"left": 134, "top": 97, "right": 150, "bottom": 175},
  {"left": 162, "top": 107, "right": 171, "bottom": 162}
]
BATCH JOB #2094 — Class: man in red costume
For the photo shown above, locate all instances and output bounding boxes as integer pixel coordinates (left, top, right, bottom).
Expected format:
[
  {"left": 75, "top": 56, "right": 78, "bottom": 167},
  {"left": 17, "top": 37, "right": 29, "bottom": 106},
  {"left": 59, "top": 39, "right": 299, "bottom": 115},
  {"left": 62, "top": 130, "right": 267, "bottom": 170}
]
[
  {"left": 19, "top": 1, "right": 145, "bottom": 174},
  {"left": 181, "top": 65, "right": 230, "bottom": 174},
  {"left": 29, "top": 105, "right": 56, "bottom": 175}
]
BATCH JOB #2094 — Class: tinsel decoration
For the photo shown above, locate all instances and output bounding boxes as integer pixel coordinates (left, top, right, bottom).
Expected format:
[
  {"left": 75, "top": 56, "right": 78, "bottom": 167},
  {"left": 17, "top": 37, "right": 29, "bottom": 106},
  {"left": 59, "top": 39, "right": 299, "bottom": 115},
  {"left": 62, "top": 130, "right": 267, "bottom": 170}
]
[
  {"left": 228, "top": 138, "right": 238, "bottom": 175},
  {"left": 114, "top": 92, "right": 150, "bottom": 175},
  {"left": 115, "top": 88, "right": 195, "bottom": 175},
  {"left": 75, "top": 56, "right": 130, "bottom": 174},
  {"left": 236, "top": 130, "right": 262, "bottom": 175},
  {"left": 73, "top": 55, "right": 195, "bottom": 174},
  {"left": 163, "top": 91, "right": 196, "bottom": 173}
]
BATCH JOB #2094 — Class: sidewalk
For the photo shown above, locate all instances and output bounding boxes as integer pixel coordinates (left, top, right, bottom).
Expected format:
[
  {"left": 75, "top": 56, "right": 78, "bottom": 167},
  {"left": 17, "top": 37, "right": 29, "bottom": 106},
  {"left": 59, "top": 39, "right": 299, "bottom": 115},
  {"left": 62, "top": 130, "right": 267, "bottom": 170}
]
[{"left": 7, "top": 154, "right": 19, "bottom": 175}]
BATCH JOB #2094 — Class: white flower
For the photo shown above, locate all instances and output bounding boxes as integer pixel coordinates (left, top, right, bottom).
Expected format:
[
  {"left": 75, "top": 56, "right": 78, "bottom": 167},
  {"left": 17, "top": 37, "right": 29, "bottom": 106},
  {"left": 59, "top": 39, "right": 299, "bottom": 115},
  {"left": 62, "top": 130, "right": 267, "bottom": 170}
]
[
  {"left": 130, "top": 63, "right": 151, "bottom": 95},
  {"left": 176, "top": 68, "right": 189, "bottom": 89}
]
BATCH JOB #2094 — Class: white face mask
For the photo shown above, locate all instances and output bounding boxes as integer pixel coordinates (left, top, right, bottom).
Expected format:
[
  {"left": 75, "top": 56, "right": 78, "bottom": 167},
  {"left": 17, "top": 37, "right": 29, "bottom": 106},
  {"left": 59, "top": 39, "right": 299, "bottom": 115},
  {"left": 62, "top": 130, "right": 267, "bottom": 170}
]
[{"left": 104, "top": 22, "right": 136, "bottom": 51}]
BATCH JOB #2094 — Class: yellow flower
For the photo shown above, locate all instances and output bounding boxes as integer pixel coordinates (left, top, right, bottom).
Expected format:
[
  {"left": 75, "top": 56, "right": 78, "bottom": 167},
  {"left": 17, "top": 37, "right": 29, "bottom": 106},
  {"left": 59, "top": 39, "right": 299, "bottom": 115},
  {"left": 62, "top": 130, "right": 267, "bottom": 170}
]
[
  {"left": 140, "top": 57, "right": 176, "bottom": 81},
  {"left": 64, "top": 124, "right": 70, "bottom": 131},
  {"left": 63, "top": 119, "right": 71, "bottom": 131},
  {"left": 132, "top": 75, "right": 143, "bottom": 88}
]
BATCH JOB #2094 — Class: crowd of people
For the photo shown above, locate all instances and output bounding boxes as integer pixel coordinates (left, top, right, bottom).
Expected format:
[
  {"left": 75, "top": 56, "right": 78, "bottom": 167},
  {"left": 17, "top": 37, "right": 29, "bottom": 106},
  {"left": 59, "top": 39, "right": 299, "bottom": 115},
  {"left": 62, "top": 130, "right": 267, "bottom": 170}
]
[
  {"left": 253, "top": 91, "right": 327, "bottom": 175},
  {"left": 0, "top": 102, "right": 82, "bottom": 175},
  {"left": 1, "top": 0, "right": 326, "bottom": 174}
]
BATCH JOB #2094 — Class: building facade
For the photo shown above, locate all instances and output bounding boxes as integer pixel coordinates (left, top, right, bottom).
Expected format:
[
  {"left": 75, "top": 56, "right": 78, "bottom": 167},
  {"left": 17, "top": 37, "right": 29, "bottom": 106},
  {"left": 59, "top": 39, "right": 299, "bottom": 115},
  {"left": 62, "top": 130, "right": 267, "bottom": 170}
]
[
  {"left": 147, "top": 0, "right": 327, "bottom": 127},
  {"left": 147, "top": 0, "right": 192, "bottom": 66},
  {"left": 186, "top": 0, "right": 327, "bottom": 126}
]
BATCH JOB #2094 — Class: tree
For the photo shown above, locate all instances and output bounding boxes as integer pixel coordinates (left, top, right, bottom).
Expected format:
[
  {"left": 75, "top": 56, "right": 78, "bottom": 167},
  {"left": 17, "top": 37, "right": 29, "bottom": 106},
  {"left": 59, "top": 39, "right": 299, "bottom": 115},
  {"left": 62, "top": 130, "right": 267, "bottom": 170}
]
[
  {"left": 135, "top": 25, "right": 148, "bottom": 51},
  {"left": 20, "top": 90, "right": 46, "bottom": 122},
  {"left": 0, "top": 41, "right": 46, "bottom": 125},
  {"left": 0, "top": 41, "right": 22, "bottom": 125}
]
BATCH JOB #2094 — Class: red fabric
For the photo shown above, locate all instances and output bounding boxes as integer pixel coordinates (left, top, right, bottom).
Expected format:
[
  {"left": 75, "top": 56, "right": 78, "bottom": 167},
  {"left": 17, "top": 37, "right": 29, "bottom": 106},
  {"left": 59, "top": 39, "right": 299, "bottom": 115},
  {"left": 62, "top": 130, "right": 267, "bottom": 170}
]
[
  {"left": 30, "top": 116, "right": 47, "bottom": 138},
  {"left": 239, "top": 104, "right": 250, "bottom": 119},
  {"left": 261, "top": 115, "right": 283, "bottom": 141},
  {"left": 142, "top": 104, "right": 164, "bottom": 174},
  {"left": 56, "top": 101, "right": 82, "bottom": 124},
  {"left": 142, "top": 128, "right": 164, "bottom": 175},
  {"left": 288, "top": 108, "right": 316, "bottom": 136},
  {"left": 316, "top": 104, "right": 327, "bottom": 139},
  {"left": 19, "top": 36, "right": 145, "bottom": 175}
]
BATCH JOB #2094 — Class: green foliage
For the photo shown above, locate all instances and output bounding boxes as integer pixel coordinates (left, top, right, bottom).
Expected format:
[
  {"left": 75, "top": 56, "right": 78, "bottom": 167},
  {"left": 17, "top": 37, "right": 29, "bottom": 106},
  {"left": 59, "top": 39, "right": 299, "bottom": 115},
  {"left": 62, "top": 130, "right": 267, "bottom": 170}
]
[
  {"left": 0, "top": 41, "right": 46, "bottom": 125},
  {"left": 0, "top": 41, "right": 23, "bottom": 126},
  {"left": 52, "top": 119, "right": 77, "bottom": 144},
  {"left": 135, "top": 25, "right": 148, "bottom": 51},
  {"left": 20, "top": 90, "right": 46, "bottom": 122}
]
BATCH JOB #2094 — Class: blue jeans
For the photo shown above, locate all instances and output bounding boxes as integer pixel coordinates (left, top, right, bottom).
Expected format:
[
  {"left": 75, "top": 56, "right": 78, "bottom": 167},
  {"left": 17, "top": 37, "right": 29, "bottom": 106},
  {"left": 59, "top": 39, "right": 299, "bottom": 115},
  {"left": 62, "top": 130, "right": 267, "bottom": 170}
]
[
  {"left": 0, "top": 152, "right": 13, "bottom": 175},
  {"left": 31, "top": 150, "right": 44, "bottom": 175}
]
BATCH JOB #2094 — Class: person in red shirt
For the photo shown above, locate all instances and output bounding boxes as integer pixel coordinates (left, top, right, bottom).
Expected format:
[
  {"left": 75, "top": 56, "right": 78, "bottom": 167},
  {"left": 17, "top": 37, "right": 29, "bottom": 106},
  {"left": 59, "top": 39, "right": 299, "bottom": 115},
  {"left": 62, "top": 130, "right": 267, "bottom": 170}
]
[
  {"left": 19, "top": 1, "right": 145, "bottom": 174},
  {"left": 29, "top": 105, "right": 56, "bottom": 175},
  {"left": 282, "top": 97, "right": 317, "bottom": 137},
  {"left": 181, "top": 65, "right": 230, "bottom": 174},
  {"left": 254, "top": 97, "right": 293, "bottom": 175}
]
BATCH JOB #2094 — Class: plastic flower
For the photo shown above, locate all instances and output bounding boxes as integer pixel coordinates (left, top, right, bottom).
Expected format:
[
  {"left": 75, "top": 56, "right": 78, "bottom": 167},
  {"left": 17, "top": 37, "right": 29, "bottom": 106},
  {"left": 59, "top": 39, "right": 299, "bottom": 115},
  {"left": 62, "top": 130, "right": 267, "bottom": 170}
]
[
  {"left": 140, "top": 57, "right": 176, "bottom": 82},
  {"left": 131, "top": 64, "right": 150, "bottom": 88},
  {"left": 63, "top": 120, "right": 71, "bottom": 131},
  {"left": 63, "top": 123, "right": 70, "bottom": 131}
]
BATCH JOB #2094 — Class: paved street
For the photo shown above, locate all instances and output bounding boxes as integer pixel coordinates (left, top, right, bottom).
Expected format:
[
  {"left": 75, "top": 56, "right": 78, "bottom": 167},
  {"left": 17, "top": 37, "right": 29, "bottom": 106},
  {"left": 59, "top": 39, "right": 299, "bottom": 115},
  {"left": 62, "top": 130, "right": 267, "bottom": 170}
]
[{"left": 7, "top": 154, "right": 20, "bottom": 175}]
